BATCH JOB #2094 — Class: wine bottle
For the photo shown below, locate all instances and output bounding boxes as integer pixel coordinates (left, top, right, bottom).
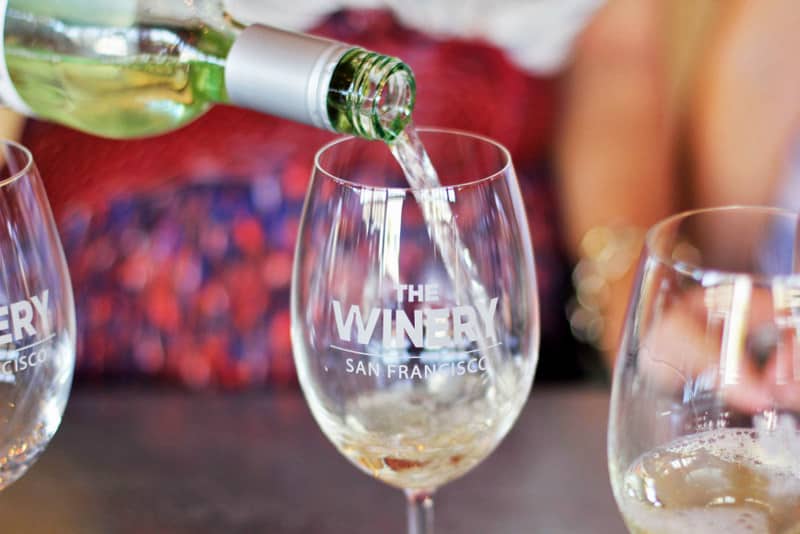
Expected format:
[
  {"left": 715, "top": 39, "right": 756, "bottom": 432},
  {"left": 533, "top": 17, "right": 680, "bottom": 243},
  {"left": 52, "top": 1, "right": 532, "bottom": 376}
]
[{"left": 0, "top": 0, "right": 415, "bottom": 140}]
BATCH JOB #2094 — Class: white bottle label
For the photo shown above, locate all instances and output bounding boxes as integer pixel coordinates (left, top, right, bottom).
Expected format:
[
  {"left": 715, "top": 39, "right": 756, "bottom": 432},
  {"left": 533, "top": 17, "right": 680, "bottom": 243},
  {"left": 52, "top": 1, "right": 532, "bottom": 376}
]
[{"left": 0, "top": 0, "right": 33, "bottom": 115}]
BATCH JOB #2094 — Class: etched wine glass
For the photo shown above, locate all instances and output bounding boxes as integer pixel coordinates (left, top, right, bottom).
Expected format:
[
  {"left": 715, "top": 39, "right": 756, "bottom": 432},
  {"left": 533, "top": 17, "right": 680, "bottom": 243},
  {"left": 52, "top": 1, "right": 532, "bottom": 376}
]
[
  {"left": 608, "top": 206, "right": 800, "bottom": 533},
  {"left": 0, "top": 140, "right": 75, "bottom": 490},
  {"left": 291, "top": 128, "right": 539, "bottom": 533}
]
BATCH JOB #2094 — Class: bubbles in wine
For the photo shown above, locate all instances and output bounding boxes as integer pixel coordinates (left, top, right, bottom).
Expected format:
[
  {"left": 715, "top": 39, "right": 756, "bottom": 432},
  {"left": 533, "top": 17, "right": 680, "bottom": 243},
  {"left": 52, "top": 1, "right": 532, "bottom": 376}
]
[{"left": 618, "top": 428, "right": 800, "bottom": 534}]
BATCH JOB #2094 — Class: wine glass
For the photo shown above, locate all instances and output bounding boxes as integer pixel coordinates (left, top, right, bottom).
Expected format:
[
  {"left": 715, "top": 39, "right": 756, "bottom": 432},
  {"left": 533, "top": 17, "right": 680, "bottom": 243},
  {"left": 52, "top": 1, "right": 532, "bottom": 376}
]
[
  {"left": 0, "top": 140, "right": 75, "bottom": 490},
  {"left": 291, "top": 128, "right": 539, "bottom": 533},
  {"left": 608, "top": 206, "right": 800, "bottom": 533}
]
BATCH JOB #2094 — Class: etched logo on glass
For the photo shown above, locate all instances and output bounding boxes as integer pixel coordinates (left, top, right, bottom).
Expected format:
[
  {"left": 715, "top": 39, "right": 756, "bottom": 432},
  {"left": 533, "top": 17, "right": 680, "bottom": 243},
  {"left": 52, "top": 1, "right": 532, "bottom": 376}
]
[
  {"left": 0, "top": 290, "right": 52, "bottom": 382},
  {"left": 330, "top": 283, "right": 500, "bottom": 378}
]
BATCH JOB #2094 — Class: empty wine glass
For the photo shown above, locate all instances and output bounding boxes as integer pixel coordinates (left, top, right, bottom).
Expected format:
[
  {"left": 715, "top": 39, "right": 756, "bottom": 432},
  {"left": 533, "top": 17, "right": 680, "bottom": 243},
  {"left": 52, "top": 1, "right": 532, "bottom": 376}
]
[
  {"left": 608, "top": 206, "right": 800, "bottom": 533},
  {"left": 0, "top": 140, "right": 75, "bottom": 490},
  {"left": 291, "top": 128, "right": 539, "bottom": 533}
]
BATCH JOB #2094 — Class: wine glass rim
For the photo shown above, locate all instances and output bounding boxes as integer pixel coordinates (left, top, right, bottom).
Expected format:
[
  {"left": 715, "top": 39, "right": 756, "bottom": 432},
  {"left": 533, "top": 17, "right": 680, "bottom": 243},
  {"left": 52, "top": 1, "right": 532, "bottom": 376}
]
[
  {"left": 313, "top": 126, "right": 513, "bottom": 192},
  {"left": 0, "top": 140, "right": 33, "bottom": 189},
  {"left": 646, "top": 205, "right": 800, "bottom": 281}
]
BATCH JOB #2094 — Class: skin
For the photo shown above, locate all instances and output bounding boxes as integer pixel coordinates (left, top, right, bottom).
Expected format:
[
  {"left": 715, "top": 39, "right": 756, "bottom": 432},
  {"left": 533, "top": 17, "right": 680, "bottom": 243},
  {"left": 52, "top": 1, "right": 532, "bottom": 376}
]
[
  {"left": 0, "top": 108, "right": 24, "bottom": 141},
  {"left": 559, "top": 0, "right": 800, "bottom": 374},
  {"left": 557, "top": 0, "right": 675, "bottom": 362}
]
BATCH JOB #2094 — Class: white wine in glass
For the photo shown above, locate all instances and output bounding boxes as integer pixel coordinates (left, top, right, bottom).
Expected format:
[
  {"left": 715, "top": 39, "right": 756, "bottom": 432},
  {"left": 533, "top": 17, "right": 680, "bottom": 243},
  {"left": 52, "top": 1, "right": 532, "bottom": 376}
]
[
  {"left": 608, "top": 207, "right": 800, "bottom": 534},
  {"left": 292, "top": 128, "right": 539, "bottom": 533},
  {"left": 617, "top": 429, "right": 800, "bottom": 533}
]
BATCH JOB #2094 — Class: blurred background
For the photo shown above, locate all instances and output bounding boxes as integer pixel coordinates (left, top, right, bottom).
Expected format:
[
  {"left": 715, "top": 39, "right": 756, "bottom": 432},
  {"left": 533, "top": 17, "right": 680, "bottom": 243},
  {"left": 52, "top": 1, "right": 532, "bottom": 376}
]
[{"left": 4, "top": 0, "right": 799, "bottom": 389}]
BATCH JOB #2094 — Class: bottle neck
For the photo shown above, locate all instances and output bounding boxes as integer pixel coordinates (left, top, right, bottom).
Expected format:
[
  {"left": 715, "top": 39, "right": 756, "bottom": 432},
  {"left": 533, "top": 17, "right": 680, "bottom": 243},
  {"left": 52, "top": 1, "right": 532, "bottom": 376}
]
[
  {"left": 326, "top": 49, "right": 415, "bottom": 142},
  {"left": 225, "top": 24, "right": 414, "bottom": 141}
]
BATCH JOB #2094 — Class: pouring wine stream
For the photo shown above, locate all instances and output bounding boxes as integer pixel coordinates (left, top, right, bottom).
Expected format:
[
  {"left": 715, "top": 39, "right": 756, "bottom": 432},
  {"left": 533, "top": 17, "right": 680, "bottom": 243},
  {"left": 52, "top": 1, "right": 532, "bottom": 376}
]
[{"left": 389, "top": 124, "right": 506, "bottom": 388}]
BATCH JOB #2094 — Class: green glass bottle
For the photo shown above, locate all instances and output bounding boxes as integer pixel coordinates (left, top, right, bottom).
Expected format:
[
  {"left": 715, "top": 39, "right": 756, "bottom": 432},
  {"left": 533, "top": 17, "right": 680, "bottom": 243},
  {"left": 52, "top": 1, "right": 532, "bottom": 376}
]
[{"left": 0, "top": 0, "right": 415, "bottom": 140}]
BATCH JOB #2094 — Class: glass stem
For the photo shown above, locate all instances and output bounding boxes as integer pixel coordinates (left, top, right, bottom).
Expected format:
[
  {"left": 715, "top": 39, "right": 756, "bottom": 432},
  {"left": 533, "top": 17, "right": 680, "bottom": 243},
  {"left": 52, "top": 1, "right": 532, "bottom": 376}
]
[{"left": 405, "top": 489, "right": 434, "bottom": 534}]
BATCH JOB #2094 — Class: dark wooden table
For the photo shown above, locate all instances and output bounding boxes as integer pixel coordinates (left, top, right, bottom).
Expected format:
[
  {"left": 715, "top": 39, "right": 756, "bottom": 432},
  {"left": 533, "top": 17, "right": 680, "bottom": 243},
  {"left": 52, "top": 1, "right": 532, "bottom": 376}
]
[{"left": 0, "top": 385, "right": 626, "bottom": 533}]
